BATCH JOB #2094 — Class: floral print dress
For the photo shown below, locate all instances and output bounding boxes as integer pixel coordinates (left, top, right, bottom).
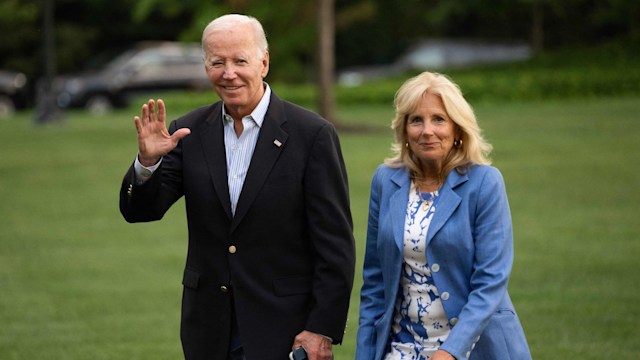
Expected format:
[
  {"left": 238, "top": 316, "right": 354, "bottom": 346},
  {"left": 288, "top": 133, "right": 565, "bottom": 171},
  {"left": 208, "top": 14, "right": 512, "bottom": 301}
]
[{"left": 384, "top": 183, "right": 451, "bottom": 360}]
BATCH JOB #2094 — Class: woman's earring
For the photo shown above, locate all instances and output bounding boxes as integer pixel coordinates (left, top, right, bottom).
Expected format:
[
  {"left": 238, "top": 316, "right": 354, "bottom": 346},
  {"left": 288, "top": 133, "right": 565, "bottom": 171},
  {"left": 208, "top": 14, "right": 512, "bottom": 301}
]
[
  {"left": 454, "top": 139, "right": 463, "bottom": 148},
  {"left": 405, "top": 142, "right": 409, "bottom": 148}
]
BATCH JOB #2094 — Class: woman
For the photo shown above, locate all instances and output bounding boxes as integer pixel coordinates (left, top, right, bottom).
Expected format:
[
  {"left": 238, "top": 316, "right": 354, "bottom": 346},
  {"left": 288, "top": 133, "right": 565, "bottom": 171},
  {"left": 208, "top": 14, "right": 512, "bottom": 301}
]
[{"left": 355, "top": 72, "right": 531, "bottom": 360}]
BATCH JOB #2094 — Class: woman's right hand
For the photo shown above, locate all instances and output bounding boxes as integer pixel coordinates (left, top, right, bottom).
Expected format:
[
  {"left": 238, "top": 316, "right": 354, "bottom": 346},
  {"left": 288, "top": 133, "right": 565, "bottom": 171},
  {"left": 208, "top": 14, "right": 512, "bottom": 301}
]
[{"left": 134, "top": 99, "right": 191, "bottom": 167}]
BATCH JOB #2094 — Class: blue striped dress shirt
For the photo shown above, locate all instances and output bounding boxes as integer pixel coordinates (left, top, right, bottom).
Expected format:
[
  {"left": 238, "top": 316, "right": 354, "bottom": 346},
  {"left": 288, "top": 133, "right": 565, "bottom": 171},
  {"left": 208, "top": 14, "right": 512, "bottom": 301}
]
[{"left": 223, "top": 84, "right": 271, "bottom": 215}]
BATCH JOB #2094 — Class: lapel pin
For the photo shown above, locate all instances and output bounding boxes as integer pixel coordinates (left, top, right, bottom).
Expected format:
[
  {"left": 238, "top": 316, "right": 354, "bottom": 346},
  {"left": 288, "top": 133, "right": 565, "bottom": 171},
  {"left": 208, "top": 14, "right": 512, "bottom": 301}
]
[{"left": 273, "top": 139, "right": 282, "bottom": 147}]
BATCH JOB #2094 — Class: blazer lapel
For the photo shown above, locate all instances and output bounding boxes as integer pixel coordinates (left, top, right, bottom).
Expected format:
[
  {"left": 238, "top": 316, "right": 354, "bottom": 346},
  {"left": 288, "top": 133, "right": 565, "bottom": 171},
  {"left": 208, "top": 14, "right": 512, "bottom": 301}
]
[
  {"left": 389, "top": 169, "right": 411, "bottom": 251},
  {"left": 426, "top": 170, "right": 467, "bottom": 246},
  {"left": 198, "top": 102, "right": 233, "bottom": 220},
  {"left": 230, "top": 94, "right": 288, "bottom": 232}
]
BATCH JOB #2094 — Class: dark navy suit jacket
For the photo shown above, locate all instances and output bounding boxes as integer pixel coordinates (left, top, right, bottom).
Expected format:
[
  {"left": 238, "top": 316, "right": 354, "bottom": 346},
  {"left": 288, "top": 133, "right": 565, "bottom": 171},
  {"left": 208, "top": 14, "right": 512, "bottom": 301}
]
[{"left": 120, "top": 92, "right": 355, "bottom": 360}]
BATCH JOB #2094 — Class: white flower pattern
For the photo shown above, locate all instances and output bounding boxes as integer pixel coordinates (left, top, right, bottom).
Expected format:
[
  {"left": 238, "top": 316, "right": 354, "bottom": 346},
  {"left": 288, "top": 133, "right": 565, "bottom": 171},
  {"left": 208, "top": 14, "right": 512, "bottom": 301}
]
[{"left": 384, "top": 184, "right": 451, "bottom": 360}]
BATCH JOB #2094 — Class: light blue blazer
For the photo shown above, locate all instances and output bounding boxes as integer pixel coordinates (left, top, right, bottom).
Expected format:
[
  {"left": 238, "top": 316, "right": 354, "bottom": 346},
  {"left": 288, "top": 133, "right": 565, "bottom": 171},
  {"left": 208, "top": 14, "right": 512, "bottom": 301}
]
[{"left": 356, "top": 164, "right": 531, "bottom": 360}]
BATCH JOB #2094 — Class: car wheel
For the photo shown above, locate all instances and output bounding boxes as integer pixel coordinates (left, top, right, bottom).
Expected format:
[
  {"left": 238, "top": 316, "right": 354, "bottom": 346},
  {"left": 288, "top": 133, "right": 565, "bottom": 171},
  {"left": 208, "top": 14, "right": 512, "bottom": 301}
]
[
  {"left": 85, "top": 95, "right": 113, "bottom": 115},
  {"left": 0, "top": 95, "right": 16, "bottom": 119}
]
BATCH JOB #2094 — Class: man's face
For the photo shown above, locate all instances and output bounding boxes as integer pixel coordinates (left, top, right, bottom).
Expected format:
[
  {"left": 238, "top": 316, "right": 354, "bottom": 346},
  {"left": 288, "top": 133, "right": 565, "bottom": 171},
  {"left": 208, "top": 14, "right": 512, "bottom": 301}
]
[{"left": 203, "top": 24, "right": 269, "bottom": 119}]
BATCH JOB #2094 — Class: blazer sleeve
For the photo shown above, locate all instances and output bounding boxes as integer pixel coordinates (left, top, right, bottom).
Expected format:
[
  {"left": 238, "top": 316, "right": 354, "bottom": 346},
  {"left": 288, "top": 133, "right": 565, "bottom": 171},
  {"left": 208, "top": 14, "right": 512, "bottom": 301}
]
[
  {"left": 439, "top": 167, "right": 515, "bottom": 359},
  {"left": 302, "top": 122, "right": 356, "bottom": 344},
  {"left": 355, "top": 166, "right": 386, "bottom": 359}
]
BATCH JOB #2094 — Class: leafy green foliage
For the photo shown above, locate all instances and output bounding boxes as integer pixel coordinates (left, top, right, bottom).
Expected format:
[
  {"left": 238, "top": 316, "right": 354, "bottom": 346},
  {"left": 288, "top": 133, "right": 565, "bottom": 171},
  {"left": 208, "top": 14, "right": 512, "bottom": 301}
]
[
  {"left": 155, "top": 40, "right": 640, "bottom": 110},
  {"left": 2, "top": 0, "right": 639, "bottom": 84},
  {"left": 335, "top": 41, "right": 640, "bottom": 105},
  {"left": 0, "top": 0, "right": 39, "bottom": 75}
]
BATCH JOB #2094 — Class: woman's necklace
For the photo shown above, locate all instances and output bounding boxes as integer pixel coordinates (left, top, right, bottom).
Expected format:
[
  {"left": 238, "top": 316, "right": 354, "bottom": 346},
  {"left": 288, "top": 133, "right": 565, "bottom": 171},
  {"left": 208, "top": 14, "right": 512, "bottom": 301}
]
[
  {"left": 417, "top": 188, "right": 433, "bottom": 211},
  {"left": 416, "top": 179, "right": 440, "bottom": 211}
]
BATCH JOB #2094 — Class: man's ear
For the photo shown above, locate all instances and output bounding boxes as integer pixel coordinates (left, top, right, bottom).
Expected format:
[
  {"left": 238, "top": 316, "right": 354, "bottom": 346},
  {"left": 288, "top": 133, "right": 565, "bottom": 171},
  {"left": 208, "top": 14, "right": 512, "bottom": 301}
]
[{"left": 261, "top": 51, "right": 270, "bottom": 78}]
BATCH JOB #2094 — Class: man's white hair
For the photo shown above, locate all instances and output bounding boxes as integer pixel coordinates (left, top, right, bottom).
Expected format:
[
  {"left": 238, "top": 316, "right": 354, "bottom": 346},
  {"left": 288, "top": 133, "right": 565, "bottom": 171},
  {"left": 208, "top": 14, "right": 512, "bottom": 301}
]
[{"left": 202, "top": 14, "right": 268, "bottom": 60}]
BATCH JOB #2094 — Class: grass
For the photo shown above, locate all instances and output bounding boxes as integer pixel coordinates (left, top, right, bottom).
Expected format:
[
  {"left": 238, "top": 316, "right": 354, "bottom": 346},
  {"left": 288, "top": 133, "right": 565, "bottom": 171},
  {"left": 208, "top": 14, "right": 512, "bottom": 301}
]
[{"left": 1, "top": 94, "right": 639, "bottom": 359}]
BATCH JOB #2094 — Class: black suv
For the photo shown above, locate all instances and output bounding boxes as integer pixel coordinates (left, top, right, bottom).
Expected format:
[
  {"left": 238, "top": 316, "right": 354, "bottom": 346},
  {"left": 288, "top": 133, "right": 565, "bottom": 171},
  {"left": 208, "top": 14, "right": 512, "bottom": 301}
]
[{"left": 53, "top": 41, "right": 210, "bottom": 114}]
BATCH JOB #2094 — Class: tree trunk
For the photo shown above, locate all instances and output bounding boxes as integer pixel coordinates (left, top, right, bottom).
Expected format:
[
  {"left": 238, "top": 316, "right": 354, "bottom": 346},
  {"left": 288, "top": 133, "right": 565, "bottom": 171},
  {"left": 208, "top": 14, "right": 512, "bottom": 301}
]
[
  {"left": 532, "top": 0, "right": 544, "bottom": 54},
  {"left": 35, "top": 0, "right": 64, "bottom": 124},
  {"left": 317, "top": 0, "right": 337, "bottom": 124}
]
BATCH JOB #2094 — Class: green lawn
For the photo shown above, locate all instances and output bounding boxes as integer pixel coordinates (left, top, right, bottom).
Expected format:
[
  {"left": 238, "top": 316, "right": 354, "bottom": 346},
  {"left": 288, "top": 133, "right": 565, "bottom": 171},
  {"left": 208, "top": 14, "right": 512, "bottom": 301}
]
[{"left": 1, "top": 95, "right": 639, "bottom": 359}]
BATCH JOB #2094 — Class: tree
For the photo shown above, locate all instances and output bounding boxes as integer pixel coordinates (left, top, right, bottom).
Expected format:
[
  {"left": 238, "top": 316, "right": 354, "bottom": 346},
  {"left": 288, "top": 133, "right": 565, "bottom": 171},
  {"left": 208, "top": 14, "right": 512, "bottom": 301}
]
[
  {"left": 1, "top": 0, "right": 637, "bottom": 107},
  {"left": 318, "top": 0, "right": 336, "bottom": 123},
  {"left": 0, "top": 0, "right": 40, "bottom": 78},
  {"left": 131, "top": 0, "right": 318, "bottom": 83}
]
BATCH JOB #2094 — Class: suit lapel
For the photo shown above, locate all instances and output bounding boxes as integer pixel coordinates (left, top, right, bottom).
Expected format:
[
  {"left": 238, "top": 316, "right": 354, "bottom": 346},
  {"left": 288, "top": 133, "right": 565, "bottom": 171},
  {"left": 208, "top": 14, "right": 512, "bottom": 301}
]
[
  {"left": 388, "top": 168, "right": 468, "bottom": 250},
  {"left": 198, "top": 102, "right": 233, "bottom": 220},
  {"left": 425, "top": 170, "right": 466, "bottom": 246},
  {"left": 389, "top": 169, "right": 411, "bottom": 251},
  {"left": 230, "top": 94, "right": 288, "bottom": 232}
]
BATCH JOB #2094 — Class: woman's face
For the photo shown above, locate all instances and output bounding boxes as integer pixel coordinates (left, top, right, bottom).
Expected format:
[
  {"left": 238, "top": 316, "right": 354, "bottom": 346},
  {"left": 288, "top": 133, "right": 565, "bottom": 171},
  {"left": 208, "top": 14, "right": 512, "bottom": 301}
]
[{"left": 405, "top": 92, "right": 457, "bottom": 170}]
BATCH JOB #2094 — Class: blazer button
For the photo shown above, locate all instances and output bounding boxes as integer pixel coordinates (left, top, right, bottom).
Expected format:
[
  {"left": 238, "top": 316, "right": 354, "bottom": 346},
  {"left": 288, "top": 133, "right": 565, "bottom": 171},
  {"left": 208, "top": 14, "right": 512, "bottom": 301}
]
[
  {"left": 220, "top": 285, "right": 229, "bottom": 293},
  {"left": 228, "top": 245, "right": 237, "bottom": 254},
  {"left": 440, "top": 292, "right": 450, "bottom": 300},
  {"left": 431, "top": 263, "right": 440, "bottom": 272}
]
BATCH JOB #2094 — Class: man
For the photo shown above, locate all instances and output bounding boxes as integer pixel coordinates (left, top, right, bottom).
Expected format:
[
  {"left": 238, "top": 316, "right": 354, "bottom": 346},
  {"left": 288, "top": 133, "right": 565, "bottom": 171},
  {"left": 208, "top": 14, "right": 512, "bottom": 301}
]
[{"left": 119, "top": 14, "right": 355, "bottom": 360}]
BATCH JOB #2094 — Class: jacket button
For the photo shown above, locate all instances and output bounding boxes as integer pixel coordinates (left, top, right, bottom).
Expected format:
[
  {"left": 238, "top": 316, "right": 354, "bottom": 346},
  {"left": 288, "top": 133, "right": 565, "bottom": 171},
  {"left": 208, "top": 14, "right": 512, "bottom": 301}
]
[
  {"left": 228, "top": 245, "right": 237, "bottom": 254},
  {"left": 450, "top": 317, "right": 458, "bottom": 325},
  {"left": 441, "top": 291, "right": 450, "bottom": 300},
  {"left": 431, "top": 263, "right": 440, "bottom": 272},
  {"left": 220, "top": 286, "right": 229, "bottom": 293}
]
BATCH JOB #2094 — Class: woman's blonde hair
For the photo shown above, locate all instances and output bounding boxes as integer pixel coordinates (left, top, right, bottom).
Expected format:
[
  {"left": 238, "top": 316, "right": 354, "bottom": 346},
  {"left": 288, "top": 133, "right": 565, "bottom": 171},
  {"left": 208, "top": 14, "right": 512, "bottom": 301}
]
[{"left": 385, "top": 71, "right": 492, "bottom": 182}]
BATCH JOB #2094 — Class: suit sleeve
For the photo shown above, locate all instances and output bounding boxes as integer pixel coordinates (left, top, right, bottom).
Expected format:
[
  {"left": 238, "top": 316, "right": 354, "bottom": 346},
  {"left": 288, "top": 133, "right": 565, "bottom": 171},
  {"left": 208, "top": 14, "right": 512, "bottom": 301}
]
[
  {"left": 302, "top": 123, "right": 356, "bottom": 344},
  {"left": 355, "top": 166, "right": 386, "bottom": 359}
]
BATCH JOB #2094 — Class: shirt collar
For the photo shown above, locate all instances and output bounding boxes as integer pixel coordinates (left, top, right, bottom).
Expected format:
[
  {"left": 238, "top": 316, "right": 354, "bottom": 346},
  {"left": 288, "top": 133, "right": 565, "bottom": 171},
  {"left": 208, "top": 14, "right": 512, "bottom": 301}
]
[{"left": 222, "top": 83, "right": 271, "bottom": 128}]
